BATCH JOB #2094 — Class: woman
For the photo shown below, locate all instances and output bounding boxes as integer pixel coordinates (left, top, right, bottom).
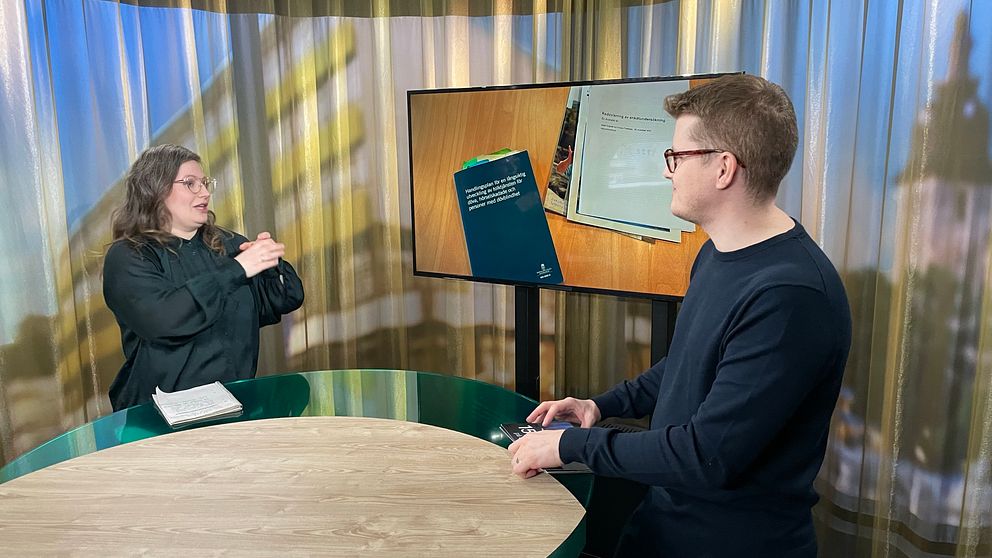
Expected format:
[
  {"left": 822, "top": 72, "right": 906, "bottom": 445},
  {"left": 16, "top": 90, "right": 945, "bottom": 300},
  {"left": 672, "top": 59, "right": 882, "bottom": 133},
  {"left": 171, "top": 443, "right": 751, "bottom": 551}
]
[{"left": 103, "top": 144, "right": 304, "bottom": 410}]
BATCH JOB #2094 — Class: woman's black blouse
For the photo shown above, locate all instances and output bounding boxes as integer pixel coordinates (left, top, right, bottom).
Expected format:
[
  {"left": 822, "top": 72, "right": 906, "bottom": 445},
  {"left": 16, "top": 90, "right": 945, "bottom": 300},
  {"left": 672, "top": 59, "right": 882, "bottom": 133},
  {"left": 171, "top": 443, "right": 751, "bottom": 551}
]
[{"left": 103, "top": 229, "right": 304, "bottom": 410}]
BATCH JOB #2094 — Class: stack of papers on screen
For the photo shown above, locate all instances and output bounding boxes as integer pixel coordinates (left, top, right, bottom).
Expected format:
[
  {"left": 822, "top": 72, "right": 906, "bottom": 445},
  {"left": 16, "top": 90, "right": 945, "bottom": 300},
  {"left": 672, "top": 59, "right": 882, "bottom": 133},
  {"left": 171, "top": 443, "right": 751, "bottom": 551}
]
[
  {"left": 544, "top": 80, "right": 697, "bottom": 243},
  {"left": 152, "top": 381, "right": 243, "bottom": 428},
  {"left": 543, "top": 87, "right": 583, "bottom": 216}
]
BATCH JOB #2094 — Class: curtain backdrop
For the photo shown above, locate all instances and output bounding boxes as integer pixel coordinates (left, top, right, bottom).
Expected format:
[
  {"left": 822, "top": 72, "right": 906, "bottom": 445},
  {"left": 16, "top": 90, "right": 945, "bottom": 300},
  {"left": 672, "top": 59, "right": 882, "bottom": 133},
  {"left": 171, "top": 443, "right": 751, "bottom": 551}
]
[{"left": 0, "top": 1, "right": 989, "bottom": 556}]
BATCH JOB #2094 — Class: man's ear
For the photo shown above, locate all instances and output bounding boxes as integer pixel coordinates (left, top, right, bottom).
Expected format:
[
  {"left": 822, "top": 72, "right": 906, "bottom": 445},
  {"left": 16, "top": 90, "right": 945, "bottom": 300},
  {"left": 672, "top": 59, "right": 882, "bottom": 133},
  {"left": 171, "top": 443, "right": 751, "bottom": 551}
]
[{"left": 714, "top": 153, "right": 741, "bottom": 191}]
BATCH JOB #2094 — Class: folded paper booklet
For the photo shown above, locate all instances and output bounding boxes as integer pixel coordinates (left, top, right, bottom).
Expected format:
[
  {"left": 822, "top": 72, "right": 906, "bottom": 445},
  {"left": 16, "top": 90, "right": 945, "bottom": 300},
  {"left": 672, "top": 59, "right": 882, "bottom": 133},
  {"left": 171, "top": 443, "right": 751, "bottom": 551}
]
[
  {"left": 152, "top": 381, "right": 243, "bottom": 428},
  {"left": 453, "top": 149, "right": 564, "bottom": 286},
  {"left": 500, "top": 422, "right": 592, "bottom": 474}
]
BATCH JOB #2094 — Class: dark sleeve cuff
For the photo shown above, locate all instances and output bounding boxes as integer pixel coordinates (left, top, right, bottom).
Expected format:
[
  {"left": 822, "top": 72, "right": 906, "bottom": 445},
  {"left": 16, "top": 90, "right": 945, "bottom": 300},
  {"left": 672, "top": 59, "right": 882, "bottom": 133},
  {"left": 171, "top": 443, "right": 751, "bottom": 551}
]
[
  {"left": 592, "top": 391, "right": 626, "bottom": 420},
  {"left": 559, "top": 427, "right": 592, "bottom": 464},
  {"left": 216, "top": 257, "right": 250, "bottom": 291}
]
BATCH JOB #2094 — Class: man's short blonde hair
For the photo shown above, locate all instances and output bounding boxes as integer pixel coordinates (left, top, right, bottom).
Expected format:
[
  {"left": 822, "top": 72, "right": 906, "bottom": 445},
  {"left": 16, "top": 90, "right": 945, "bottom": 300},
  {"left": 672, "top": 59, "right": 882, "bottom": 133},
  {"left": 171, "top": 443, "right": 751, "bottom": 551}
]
[{"left": 664, "top": 74, "right": 798, "bottom": 201}]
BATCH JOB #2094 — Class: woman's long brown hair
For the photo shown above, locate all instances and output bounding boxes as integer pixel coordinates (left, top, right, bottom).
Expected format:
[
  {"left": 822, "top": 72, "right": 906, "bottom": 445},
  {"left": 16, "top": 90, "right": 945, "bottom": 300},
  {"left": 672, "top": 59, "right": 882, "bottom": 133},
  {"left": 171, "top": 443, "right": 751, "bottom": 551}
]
[{"left": 110, "top": 144, "right": 226, "bottom": 254}]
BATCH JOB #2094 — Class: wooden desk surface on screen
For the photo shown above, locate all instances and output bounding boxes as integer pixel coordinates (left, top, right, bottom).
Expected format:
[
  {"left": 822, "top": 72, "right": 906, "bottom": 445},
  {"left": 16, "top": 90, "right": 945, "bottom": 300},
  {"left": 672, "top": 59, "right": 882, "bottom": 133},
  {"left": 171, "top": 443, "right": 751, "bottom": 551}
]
[{"left": 410, "top": 84, "right": 708, "bottom": 299}]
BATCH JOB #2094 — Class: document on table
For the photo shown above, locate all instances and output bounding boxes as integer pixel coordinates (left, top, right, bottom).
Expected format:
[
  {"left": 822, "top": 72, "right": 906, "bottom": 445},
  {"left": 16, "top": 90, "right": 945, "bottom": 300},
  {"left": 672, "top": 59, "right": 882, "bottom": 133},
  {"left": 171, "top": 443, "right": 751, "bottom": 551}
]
[{"left": 152, "top": 381, "right": 243, "bottom": 428}]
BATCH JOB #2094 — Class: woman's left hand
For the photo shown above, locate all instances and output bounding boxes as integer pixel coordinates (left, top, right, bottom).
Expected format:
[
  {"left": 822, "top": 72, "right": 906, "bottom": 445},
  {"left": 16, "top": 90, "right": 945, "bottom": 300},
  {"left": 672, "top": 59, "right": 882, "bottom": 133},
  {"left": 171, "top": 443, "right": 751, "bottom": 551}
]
[
  {"left": 235, "top": 231, "right": 284, "bottom": 278},
  {"left": 239, "top": 231, "right": 273, "bottom": 252}
]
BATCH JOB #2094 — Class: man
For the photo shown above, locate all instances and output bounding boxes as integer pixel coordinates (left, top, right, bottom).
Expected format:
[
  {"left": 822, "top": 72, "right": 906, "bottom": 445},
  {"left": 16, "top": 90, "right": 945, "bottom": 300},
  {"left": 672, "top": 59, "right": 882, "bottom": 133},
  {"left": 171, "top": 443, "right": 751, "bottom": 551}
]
[{"left": 508, "top": 74, "right": 851, "bottom": 557}]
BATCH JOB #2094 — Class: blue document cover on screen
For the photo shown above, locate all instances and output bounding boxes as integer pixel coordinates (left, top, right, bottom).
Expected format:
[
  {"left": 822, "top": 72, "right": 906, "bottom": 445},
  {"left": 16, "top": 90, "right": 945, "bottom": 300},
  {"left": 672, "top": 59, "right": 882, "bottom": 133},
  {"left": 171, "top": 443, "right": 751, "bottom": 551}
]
[{"left": 453, "top": 150, "right": 563, "bottom": 285}]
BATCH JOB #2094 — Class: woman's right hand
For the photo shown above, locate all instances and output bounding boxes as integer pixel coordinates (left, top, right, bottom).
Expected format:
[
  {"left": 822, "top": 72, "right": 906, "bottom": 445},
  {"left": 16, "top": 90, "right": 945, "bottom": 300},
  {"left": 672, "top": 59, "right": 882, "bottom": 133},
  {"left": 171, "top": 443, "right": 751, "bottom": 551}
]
[
  {"left": 526, "top": 397, "right": 602, "bottom": 428},
  {"left": 234, "top": 232, "right": 285, "bottom": 278}
]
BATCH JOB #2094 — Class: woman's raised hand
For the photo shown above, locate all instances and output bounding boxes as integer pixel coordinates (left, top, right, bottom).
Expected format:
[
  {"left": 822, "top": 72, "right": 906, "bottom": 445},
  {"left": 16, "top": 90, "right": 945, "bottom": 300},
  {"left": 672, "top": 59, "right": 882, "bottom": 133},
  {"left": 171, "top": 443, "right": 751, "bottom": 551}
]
[{"left": 235, "top": 232, "right": 284, "bottom": 278}]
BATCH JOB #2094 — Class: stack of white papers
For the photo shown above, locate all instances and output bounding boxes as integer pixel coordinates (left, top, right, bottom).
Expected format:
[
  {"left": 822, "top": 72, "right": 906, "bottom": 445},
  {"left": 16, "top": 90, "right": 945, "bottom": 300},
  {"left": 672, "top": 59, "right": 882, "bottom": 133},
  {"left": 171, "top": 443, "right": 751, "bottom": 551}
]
[
  {"left": 544, "top": 80, "right": 698, "bottom": 243},
  {"left": 151, "top": 381, "right": 243, "bottom": 428}
]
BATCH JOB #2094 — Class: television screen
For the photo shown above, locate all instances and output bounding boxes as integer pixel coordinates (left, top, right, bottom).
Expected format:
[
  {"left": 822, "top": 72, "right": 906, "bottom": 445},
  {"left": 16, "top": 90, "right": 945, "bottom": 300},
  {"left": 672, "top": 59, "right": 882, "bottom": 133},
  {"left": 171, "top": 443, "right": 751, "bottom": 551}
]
[{"left": 407, "top": 73, "right": 734, "bottom": 300}]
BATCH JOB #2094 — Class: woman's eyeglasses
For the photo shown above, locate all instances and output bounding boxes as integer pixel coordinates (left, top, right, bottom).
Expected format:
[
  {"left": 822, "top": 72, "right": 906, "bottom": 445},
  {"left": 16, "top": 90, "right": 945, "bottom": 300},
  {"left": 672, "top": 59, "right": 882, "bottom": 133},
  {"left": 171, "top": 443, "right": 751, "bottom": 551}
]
[{"left": 173, "top": 176, "right": 218, "bottom": 194}]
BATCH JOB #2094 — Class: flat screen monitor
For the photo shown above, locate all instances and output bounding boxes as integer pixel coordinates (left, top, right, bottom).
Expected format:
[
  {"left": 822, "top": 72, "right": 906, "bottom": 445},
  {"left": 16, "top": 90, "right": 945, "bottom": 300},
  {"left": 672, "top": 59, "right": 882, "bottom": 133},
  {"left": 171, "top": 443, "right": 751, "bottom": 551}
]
[{"left": 407, "top": 73, "right": 734, "bottom": 300}]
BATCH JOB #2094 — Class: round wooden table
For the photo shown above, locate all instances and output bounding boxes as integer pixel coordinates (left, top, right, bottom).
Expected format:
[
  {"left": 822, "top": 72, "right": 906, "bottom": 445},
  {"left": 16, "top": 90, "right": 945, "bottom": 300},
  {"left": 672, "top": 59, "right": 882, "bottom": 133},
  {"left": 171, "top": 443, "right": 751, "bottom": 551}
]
[{"left": 0, "top": 416, "right": 584, "bottom": 556}]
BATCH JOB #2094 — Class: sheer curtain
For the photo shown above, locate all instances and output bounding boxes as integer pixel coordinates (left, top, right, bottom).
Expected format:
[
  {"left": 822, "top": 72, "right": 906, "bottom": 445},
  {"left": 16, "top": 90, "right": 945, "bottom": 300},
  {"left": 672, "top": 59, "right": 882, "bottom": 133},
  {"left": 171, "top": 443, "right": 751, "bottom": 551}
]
[{"left": 0, "top": 1, "right": 989, "bottom": 555}]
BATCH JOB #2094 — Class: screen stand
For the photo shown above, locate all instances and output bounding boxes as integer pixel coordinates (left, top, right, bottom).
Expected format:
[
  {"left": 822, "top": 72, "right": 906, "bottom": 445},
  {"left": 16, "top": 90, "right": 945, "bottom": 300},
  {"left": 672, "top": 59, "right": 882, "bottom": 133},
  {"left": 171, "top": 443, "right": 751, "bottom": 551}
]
[
  {"left": 514, "top": 285, "right": 541, "bottom": 400},
  {"left": 514, "top": 293, "right": 677, "bottom": 400},
  {"left": 650, "top": 299, "right": 677, "bottom": 364}
]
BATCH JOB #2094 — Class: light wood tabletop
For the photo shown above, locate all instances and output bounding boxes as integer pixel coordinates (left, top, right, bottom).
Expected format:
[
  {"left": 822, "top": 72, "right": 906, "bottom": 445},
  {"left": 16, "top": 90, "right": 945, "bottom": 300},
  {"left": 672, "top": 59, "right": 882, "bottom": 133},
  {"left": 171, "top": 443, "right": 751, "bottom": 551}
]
[{"left": 0, "top": 416, "right": 585, "bottom": 556}]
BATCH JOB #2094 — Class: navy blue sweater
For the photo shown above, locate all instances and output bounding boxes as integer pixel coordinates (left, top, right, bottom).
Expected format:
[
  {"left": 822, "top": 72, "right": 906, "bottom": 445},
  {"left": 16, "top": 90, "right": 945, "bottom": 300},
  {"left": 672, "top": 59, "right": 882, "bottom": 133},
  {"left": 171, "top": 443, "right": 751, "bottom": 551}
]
[{"left": 559, "top": 222, "right": 851, "bottom": 557}]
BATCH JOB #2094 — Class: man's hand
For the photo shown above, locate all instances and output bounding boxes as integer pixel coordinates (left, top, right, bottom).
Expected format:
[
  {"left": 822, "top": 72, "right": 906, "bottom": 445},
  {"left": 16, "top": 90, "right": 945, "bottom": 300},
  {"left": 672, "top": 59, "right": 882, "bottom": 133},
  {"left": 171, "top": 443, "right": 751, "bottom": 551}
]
[
  {"left": 508, "top": 429, "right": 565, "bottom": 479},
  {"left": 526, "top": 397, "right": 601, "bottom": 428}
]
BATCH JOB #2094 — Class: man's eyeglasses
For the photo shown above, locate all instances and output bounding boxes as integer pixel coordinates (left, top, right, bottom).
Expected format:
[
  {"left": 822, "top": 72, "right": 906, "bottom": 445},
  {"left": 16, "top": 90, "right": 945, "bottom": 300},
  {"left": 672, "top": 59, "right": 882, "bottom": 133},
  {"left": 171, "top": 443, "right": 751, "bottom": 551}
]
[
  {"left": 663, "top": 148, "right": 746, "bottom": 173},
  {"left": 173, "top": 176, "right": 217, "bottom": 194}
]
